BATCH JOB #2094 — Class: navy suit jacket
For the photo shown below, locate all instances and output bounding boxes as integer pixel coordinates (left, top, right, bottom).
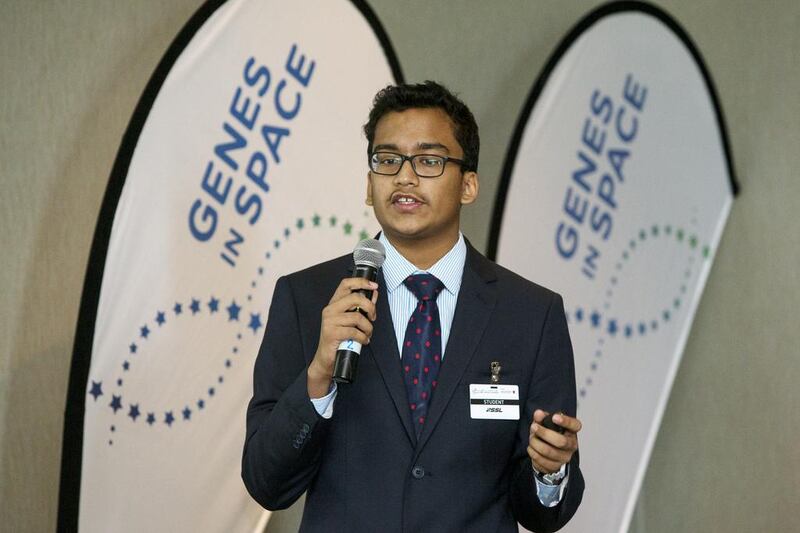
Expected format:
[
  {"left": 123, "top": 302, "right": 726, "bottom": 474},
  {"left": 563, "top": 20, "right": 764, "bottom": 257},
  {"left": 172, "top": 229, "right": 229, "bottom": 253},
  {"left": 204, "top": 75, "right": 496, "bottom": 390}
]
[{"left": 242, "top": 242, "right": 584, "bottom": 532}]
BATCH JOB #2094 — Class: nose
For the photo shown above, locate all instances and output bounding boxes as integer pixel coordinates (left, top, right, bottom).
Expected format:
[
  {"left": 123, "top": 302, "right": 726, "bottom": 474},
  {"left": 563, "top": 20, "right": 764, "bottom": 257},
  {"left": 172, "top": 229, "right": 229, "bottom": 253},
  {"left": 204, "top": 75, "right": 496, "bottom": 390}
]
[{"left": 393, "top": 158, "right": 419, "bottom": 186}]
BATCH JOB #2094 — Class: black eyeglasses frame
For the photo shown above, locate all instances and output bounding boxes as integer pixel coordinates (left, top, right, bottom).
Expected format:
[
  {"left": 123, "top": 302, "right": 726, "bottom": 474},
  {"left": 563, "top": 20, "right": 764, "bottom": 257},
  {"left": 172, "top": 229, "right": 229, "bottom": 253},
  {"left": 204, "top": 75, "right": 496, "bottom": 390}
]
[{"left": 368, "top": 151, "right": 466, "bottom": 178}]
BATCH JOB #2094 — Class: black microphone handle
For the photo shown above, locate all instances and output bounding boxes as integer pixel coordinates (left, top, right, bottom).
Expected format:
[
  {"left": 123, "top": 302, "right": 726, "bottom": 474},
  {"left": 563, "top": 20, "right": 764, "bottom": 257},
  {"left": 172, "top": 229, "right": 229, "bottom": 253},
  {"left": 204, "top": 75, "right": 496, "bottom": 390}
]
[{"left": 332, "top": 264, "right": 378, "bottom": 384}]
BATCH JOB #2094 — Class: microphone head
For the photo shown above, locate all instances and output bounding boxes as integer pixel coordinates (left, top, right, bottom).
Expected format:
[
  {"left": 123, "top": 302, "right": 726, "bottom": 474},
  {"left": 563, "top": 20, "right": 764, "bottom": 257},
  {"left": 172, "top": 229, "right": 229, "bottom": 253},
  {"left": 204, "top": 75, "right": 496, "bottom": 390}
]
[{"left": 353, "top": 238, "right": 386, "bottom": 269}]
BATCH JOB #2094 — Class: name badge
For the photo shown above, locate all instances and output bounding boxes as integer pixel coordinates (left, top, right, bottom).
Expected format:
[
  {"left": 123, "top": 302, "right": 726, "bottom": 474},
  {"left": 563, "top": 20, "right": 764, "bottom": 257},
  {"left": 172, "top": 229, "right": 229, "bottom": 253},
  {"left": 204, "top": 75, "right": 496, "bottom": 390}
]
[{"left": 469, "top": 384, "right": 520, "bottom": 420}]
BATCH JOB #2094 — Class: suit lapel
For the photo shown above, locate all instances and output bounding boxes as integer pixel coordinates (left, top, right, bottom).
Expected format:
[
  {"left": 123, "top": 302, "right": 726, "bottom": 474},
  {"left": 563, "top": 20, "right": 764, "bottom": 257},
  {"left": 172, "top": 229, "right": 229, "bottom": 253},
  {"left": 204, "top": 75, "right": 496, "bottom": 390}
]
[
  {"left": 415, "top": 243, "right": 497, "bottom": 451},
  {"left": 364, "top": 269, "right": 417, "bottom": 444}
]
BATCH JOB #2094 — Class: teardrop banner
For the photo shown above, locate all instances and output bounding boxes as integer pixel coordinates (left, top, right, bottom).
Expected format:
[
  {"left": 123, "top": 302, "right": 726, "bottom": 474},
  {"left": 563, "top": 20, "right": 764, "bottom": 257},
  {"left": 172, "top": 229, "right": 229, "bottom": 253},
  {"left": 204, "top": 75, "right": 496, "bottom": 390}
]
[
  {"left": 489, "top": 3, "right": 736, "bottom": 532},
  {"left": 58, "top": 1, "right": 401, "bottom": 531}
]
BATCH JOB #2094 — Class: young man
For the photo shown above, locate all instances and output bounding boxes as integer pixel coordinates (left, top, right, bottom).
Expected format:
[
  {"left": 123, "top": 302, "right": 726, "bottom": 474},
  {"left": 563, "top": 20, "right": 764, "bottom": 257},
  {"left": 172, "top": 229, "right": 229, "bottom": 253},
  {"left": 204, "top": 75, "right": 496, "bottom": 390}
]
[{"left": 242, "top": 81, "right": 584, "bottom": 532}]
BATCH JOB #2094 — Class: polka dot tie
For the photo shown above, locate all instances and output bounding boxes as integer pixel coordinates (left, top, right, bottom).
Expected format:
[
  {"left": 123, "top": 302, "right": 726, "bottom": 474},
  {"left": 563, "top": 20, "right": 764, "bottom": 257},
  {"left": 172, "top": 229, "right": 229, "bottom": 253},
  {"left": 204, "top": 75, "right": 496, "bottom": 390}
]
[{"left": 401, "top": 273, "right": 445, "bottom": 437}]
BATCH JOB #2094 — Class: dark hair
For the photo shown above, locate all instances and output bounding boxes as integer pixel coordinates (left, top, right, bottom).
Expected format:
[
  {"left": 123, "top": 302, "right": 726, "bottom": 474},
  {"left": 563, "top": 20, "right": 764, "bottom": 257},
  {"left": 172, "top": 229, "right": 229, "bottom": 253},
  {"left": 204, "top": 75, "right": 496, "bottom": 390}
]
[{"left": 363, "top": 81, "right": 480, "bottom": 172}]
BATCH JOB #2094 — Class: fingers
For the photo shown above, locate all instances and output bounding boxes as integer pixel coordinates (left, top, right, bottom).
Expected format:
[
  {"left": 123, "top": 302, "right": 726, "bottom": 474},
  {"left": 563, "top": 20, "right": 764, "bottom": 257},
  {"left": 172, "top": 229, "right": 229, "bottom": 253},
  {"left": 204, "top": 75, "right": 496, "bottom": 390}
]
[
  {"left": 329, "top": 278, "right": 378, "bottom": 304},
  {"left": 328, "top": 291, "right": 377, "bottom": 321},
  {"left": 553, "top": 413, "right": 582, "bottom": 433},
  {"left": 532, "top": 409, "right": 583, "bottom": 434},
  {"left": 533, "top": 409, "right": 548, "bottom": 424},
  {"left": 527, "top": 410, "right": 582, "bottom": 474},
  {"left": 330, "top": 311, "right": 374, "bottom": 342},
  {"left": 334, "top": 326, "right": 372, "bottom": 346},
  {"left": 528, "top": 428, "right": 574, "bottom": 464},
  {"left": 528, "top": 445, "right": 562, "bottom": 473},
  {"left": 329, "top": 278, "right": 379, "bottom": 320}
]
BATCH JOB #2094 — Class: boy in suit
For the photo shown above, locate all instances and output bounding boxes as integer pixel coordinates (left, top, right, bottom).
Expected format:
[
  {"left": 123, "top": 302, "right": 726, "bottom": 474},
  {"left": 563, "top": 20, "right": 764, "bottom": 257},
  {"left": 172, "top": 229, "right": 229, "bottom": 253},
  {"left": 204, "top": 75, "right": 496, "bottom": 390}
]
[{"left": 243, "top": 81, "right": 584, "bottom": 532}]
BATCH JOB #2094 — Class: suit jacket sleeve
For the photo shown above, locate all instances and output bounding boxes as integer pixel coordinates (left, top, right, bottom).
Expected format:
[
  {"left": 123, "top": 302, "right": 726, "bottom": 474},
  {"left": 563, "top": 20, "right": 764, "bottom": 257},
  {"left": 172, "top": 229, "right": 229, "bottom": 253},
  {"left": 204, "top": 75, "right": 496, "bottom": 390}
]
[
  {"left": 241, "top": 275, "right": 330, "bottom": 510},
  {"left": 510, "top": 292, "right": 584, "bottom": 532}
]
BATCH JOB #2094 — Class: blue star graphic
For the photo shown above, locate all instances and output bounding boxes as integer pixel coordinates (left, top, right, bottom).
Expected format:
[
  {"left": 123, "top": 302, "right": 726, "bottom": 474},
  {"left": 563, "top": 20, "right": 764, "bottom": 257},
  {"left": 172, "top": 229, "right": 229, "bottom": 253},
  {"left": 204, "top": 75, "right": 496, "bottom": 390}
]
[
  {"left": 155, "top": 311, "right": 166, "bottom": 326},
  {"left": 663, "top": 310, "right": 671, "bottom": 321},
  {"left": 575, "top": 308, "right": 584, "bottom": 322},
  {"left": 225, "top": 359, "right": 231, "bottom": 368},
  {"left": 607, "top": 319, "right": 618, "bottom": 335},
  {"left": 182, "top": 406, "right": 192, "bottom": 420},
  {"left": 197, "top": 399, "right": 205, "bottom": 410},
  {"left": 146, "top": 412, "right": 156, "bottom": 425},
  {"left": 140, "top": 325, "right": 150, "bottom": 339},
  {"left": 128, "top": 403, "right": 140, "bottom": 422},
  {"left": 638, "top": 322, "right": 647, "bottom": 335},
  {"left": 208, "top": 296, "right": 219, "bottom": 313},
  {"left": 129, "top": 343, "right": 137, "bottom": 354},
  {"left": 116, "top": 378, "right": 123, "bottom": 386},
  {"left": 227, "top": 300, "right": 242, "bottom": 321},
  {"left": 89, "top": 381, "right": 103, "bottom": 401},
  {"left": 190, "top": 298, "right": 201, "bottom": 314},
  {"left": 164, "top": 411, "right": 175, "bottom": 426},
  {"left": 624, "top": 325, "right": 633, "bottom": 338},
  {"left": 173, "top": 302, "right": 183, "bottom": 315},
  {"left": 248, "top": 312, "right": 263, "bottom": 333},
  {"left": 590, "top": 311, "right": 601, "bottom": 328},
  {"left": 218, "top": 376, "right": 224, "bottom": 384},
  {"left": 284, "top": 227, "right": 291, "bottom": 238},
  {"left": 258, "top": 266, "right": 264, "bottom": 275},
  {"left": 123, "top": 360, "right": 130, "bottom": 371},
  {"left": 109, "top": 395, "right": 122, "bottom": 413},
  {"left": 274, "top": 240, "right": 280, "bottom": 249},
  {"left": 209, "top": 387, "right": 215, "bottom": 397}
]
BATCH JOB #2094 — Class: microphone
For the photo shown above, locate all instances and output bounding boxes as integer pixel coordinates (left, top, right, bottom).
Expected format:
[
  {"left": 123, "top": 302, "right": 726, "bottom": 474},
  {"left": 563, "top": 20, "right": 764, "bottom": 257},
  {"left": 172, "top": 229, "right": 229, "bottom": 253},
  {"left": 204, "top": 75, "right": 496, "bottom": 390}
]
[{"left": 332, "top": 238, "right": 386, "bottom": 384}]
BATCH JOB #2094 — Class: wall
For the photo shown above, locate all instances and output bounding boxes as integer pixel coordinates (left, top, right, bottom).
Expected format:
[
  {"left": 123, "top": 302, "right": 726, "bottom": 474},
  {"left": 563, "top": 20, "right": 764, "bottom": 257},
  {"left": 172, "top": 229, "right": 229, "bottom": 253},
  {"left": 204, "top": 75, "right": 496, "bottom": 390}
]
[{"left": 1, "top": 1, "right": 797, "bottom": 532}]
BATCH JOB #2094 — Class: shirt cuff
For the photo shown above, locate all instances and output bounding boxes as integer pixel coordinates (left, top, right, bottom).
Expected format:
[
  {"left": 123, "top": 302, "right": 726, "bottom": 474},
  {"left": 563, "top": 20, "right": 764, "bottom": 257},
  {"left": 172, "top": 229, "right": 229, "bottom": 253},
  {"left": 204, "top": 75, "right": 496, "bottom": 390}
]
[
  {"left": 533, "top": 464, "right": 569, "bottom": 508},
  {"left": 309, "top": 382, "right": 337, "bottom": 419}
]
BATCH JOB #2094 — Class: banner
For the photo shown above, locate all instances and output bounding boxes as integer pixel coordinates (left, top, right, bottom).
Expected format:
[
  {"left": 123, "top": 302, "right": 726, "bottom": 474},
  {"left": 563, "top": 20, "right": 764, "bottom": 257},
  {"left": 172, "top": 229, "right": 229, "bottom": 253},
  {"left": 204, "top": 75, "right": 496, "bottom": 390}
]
[
  {"left": 58, "top": 1, "right": 401, "bottom": 531},
  {"left": 488, "top": 3, "right": 737, "bottom": 532}
]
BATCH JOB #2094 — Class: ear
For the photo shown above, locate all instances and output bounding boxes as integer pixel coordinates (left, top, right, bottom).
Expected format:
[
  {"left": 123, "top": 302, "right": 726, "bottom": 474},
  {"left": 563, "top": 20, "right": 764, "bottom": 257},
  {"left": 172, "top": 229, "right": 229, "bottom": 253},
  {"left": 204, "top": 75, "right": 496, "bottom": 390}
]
[
  {"left": 365, "top": 171, "right": 374, "bottom": 206},
  {"left": 460, "top": 171, "right": 479, "bottom": 205}
]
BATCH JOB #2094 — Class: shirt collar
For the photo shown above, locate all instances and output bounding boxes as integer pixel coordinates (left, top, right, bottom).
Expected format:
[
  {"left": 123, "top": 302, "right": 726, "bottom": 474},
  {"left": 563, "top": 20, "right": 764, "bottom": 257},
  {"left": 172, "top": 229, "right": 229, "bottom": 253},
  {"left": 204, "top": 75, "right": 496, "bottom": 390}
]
[{"left": 379, "top": 232, "right": 466, "bottom": 296}]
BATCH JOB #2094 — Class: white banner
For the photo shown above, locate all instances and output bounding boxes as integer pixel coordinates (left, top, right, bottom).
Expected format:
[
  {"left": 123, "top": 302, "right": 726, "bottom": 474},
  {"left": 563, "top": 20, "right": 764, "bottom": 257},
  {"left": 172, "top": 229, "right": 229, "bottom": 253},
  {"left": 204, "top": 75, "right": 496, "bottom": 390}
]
[
  {"left": 489, "top": 4, "right": 735, "bottom": 533},
  {"left": 62, "top": 1, "right": 400, "bottom": 531}
]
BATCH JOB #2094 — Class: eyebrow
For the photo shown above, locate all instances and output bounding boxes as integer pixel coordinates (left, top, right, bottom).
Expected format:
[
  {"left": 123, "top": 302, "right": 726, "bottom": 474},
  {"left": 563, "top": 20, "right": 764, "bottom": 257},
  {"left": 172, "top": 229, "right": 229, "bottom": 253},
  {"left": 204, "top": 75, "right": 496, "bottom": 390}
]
[{"left": 372, "top": 142, "right": 451, "bottom": 154}]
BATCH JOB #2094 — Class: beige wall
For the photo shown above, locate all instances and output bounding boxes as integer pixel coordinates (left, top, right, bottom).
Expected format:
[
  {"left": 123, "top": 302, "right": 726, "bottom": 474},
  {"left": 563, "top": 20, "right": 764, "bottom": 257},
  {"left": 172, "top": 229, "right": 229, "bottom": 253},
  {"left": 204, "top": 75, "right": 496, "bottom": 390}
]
[{"left": 1, "top": 1, "right": 797, "bottom": 532}]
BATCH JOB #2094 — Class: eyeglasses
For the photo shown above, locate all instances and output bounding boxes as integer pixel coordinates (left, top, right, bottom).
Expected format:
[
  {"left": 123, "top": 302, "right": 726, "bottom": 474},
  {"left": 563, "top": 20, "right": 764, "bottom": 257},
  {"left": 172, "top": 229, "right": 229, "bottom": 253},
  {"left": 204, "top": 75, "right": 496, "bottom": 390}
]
[{"left": 369, "top": 151, "right": 465, "bottom": 178}]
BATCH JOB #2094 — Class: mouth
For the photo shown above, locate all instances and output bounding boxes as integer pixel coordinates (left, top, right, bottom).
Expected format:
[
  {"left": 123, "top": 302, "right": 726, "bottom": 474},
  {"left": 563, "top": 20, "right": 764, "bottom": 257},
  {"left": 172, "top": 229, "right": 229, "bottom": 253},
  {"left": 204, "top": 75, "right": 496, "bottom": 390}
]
[{"left": 390, "top": 192, "right": 425, "bottom": 211}]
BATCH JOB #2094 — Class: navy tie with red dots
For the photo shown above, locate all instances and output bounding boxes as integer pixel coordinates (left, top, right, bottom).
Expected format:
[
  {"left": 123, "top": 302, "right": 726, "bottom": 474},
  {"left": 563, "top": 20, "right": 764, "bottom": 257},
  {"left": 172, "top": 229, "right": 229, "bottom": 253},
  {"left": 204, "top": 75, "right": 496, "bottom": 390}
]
[{"left": 401, "top": 273, "right": 445, "bottom": 437}]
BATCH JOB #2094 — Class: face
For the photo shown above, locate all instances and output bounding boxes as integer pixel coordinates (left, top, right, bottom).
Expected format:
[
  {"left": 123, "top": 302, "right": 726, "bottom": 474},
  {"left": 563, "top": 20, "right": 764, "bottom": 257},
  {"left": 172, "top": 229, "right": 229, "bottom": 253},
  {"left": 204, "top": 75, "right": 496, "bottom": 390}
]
[{"left": 366, "top": 107, "right": 478, "bottom": 247}]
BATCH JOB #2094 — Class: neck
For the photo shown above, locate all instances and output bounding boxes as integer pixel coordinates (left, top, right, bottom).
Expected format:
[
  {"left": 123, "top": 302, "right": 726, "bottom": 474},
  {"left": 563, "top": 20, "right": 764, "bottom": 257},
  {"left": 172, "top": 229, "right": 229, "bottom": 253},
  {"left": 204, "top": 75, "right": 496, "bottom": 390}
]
[{"left": 384, "top": 229, "right": 460, "bottom": 270}]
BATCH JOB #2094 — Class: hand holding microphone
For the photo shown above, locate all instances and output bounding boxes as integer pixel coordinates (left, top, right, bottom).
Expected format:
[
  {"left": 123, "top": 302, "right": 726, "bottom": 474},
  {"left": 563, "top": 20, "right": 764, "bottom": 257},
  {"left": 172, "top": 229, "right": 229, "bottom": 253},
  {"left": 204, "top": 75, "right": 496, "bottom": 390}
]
[{"left": 307, "top": 239, "right": 386, "bottom": 397}]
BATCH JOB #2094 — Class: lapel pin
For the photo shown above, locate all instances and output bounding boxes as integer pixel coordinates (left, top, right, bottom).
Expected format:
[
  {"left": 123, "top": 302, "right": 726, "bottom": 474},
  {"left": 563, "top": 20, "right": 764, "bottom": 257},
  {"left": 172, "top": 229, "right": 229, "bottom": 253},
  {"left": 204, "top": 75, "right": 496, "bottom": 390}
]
[{"left": 490, "top": 361, "right": 501, "bottom": 384}]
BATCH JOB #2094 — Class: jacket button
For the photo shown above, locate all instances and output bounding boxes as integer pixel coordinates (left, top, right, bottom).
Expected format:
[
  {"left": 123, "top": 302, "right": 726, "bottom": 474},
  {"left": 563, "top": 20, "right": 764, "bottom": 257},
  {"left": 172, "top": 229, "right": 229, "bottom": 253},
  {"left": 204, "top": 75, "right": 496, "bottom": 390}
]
[
  {"left": 411, "top": 466, "right": 425, "bottom": 479},
  {"left": 302, "top": 423, "right": 310, "bottom": 433}
]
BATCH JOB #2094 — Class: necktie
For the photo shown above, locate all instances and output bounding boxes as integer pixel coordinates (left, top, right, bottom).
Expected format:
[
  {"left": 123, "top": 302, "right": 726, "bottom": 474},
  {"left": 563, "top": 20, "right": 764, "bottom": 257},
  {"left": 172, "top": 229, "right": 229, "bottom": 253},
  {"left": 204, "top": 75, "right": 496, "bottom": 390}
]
[{"left": 401, "top": 273, "right": 445, "bottom": 437}]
